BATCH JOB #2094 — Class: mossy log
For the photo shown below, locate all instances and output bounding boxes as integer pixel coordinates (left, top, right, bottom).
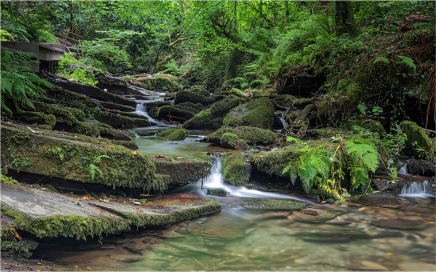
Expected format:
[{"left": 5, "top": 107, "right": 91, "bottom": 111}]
[{"left": 1, "top": 123, "right": 156, "bottom": 190}]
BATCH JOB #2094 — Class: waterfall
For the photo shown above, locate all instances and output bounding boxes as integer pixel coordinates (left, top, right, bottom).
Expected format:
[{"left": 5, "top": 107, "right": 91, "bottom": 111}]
[
  {"left": 133, "top": 101, "right": 174, "bottom": 128},
  {"left": 200, "top": 155, "right": 316, "bottom": 204},
  {"left": 399, "top": 164, "right": 408, "bottom": 174},
  {"left": 399, "top": 180, "right": 432, "bottom": 198},
  {"left": 275, "top": 111, "right": 289, "bottom": 129}
]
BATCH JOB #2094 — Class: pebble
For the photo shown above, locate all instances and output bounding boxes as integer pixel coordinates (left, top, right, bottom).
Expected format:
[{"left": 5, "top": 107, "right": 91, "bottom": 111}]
[{"left": 360, "top": 260, "right": 389, "bottom": 271}]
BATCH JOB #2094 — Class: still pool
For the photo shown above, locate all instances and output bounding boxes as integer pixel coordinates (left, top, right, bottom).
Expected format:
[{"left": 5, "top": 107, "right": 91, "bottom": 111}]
[{"left": 34, "top": 193, "right": 435, "bottom": 271}]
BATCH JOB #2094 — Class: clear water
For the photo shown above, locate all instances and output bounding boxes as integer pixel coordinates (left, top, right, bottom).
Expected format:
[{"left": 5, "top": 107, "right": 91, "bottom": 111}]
[
  {"left": 134, "top": 136, "right": 211, "bottom": 161},
  {"left": 34, "top": 157, "right": 436, "bottom": 271},
  {"left": 35, "top": 195, "right": 436, "bottom": 271}
]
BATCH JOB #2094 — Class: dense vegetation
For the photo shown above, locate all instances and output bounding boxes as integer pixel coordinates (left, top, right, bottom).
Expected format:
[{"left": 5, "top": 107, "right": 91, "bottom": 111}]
[{"left": 1, "top": 1, "right": 435, "bottom": 201}]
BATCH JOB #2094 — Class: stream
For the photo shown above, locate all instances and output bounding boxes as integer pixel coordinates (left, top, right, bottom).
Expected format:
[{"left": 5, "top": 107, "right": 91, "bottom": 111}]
[
  {"left": 33, "top": 85, "right": 435, "bottom": 271},
  {"left": 33, "top": 156, "right": 435, "bottom": 271}
]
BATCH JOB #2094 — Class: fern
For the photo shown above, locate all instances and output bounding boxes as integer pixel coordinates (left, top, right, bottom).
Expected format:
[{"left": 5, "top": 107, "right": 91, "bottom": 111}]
[
  {"left": 1, "top": 51, "right": 52, "bottom": 115},
  {"left": 345, "top": 139, "right": 379, "bottom": 172},
  {"left": 396, "top": 55, "right": 416, "bottom": 72},
  {"left": 373, "top": 56, "right": 389, "bottom": 64}
]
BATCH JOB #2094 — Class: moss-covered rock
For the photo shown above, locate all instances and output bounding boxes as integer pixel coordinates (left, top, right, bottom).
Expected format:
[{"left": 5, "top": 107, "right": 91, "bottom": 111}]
[
  {"left": 14, "top": 111, "right": 56, "bottom": 129},
  {"left": 131, "top": 73, "right": 185, "bottom": 92},
  {"left": 240, "top": 199, "right": 307, "bottom": 211},
  {"left": 99, "top": 101, "right": 136, "bottom": 112},
  {"left": 206, "top": 188, "right": 228, "bottom": 197},
  {"left": 1, "top": 123, "right": 157, "bottom": 190},
  {"left": 153, "top": 159, "right": 211, "bottom": 188},
  {"left": 155, "top": 105, "right": 196, "bottom": 123},
  {"left": 185, "top": 115, "right": 224, "bottom": 130},
  {"left": 400, "top": 120, "right": 435, "bottom": 160},
  {"left": 174, "top": 90, "right": 215, "bottom": 106},
  {"left": 187, "top": 85, "right": 210, "bottom": 97},
  {"left": 97, "top": 123, "right": 131, "bottom": 141},
  {"left": 406, "top": 159, "right": 436, "bottom": 176},
  {"left": 210, "top": 95, "right": 246, "bottom": 117},
  {"left": 222, "top": 152, "right": 252, "bottom": 186},
  {"left": 220, "top": 133, "right": 248, "bottom": 150},
  {"left": 174, "top": 102, "right": 205, "bottom": 114},
  {"left": 223, "top": 97, "right": 275, "bottom": 129},
  {"left": 207, "top": 126, "right": 277, "bottom": 145},
  {"left": 157, "top": 128, "right": 188, "bottom": 141},
  {"left": 96, "top": 110, "right": 152, "bottom": 129}
]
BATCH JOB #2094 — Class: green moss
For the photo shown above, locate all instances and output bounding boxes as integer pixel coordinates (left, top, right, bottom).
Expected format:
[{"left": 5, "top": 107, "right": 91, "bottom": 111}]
[
  {"left": 187, "top": 85, "right": 210, "bottom": 97},
  {"left": 97, "top": 110, "right": 152, "bottom": 129},
  {"left": 14, "top": 111, "right": 56, "bottom": 129},
  {"left": 34, "top": 102, "right": 86, "bottom": 124},
  {"left": 208, "top": 126, "right": 277, "bottom": 145},
  {"left": 157, "top": 128, "right": 189, "bottom": 141},
  {"left": 210, "top": 95, "right": 246, "bottom": 117},
  {"left": 1, "top": 124, "right": 158, "bottom": 190},
  {"left": 206, "top": 188, "right": 228, "bottom": 196},
  {"left": 223, "top": 97, "right": 275, "bottom": 129},
  {"left": 174, "top": 90, "right": 215, "bottom": 105},
  {"left": 220, "top": 133, "right": 248, "bottom": 150},
  {"left": 153, "top": 159, "right": 211, "bottom": 187},
  {"left": 119, "top": 199, "right": 221, "bottom": 228},
  {"left": 222, "top": 152, "right": 252, "bottom": 185},
  {"left": 240, "top": 199, "right": 307, "bottom": 211},
  {"left": 174, "top": 102, "right": 204, "bottom": 114},
  {"left": 156, "top": 105, "right": 195, "bottom": 123},
  {"left": 400, "top": 121, "right": 434, "bottom": 160}
]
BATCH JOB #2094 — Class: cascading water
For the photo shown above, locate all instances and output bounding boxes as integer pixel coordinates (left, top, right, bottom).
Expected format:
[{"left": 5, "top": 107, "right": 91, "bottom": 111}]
[
  {"left": 274, "top": 110, "right": 289, "bottom": 130},
  {"left": 399, "top": 180, "right": 432, "bottom": 198},
  {"left": 200, "top": 155, "right": 316, "bottom": 203}
]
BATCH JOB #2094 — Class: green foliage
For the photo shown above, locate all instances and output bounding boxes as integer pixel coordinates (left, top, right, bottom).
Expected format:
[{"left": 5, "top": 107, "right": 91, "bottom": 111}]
[
  {"left": 157, "top": 128, "right": 188, "bottom": 141},
  {"left": 1, "top": 51, "right": 52, "bottom": 115},
  {"left": 396, "top": 55, "right": 416, "bottom": 73},
  {"left": 78, "top": 39, "right": 132, "bottom": 73},
  {"left": 35, "top": 29, "right": 58, "bottom": 43},
  {"left": 56, "top": 53, "right": 98, "bottom": 86},
  {"left": 373, "top": 56, "right": 389, "bottom": 65},
  {"left": 284, "top": 138, "right": 379, "bottom": 200},
  {"left": 83, "top": 155, "right": 111, "bottom": 181},
  {"left": 1, "top": 29, "right": 15, "bottom": 41}
]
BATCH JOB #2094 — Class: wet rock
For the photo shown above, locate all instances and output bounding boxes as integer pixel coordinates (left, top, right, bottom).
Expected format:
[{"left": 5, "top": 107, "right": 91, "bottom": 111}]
[
  {"left": 293, "top": 227, "right": 370, "bottom": 243},
  {"left": 222, "top": 152, "right": 252, "bottom": 185},
  {"left": 400, "top": 120, "right": 435, "bottom": 159},
  {"left": 207, "top": 126, "right": 277, "bottom": 145},
  {"left": 406, "top": 159, "right": 436, "bottom": 177},
  {"left": 240, "top": 199, "right": 307, "bottom": 211},
  {"left": 370, "top": 218, "right": 427, "bottom": 230},
  {"left": 223, "top": 97, "right": 275, "bottom": 129},
  {"left": 155, "top": 105, "right": 195, "bottom": 123},
  {"left": 354, "top": 192, "right": 404, "bottom": 208},
  {"left": 174, "top": 90, "right": 214, "bottom": 105},
  {"left": 292, "top": 207, "right": 344, "bottom": 223},
  {"left": 206, "top": 188, "right": 228, "bottom": 197}
]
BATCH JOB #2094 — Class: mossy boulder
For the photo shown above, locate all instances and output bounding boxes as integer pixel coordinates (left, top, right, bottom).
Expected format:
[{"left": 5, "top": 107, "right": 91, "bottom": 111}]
[
  {"left": 220, "top": 133, "right": 248, "bottom": 150},
  {"left": 131, "top": 73, "right": 185, "bottom": 92},
  {"left": 46, "top": 86, "right": 101, "bottom": 117},
  {"left": 153, "top": 159, "right": 211, "bottom": 188},
  {"left": 406, "top": 159, "right": 436, "bottom": 176},
  {"left": 187, "top": 85, "right": 210, "bottom": 97},
  {"left": 210, "top": 95, "right": 246, "bottom": 117},
  {"left": 222, "top": 152, "right": 252, "bottom": 185},
  {"left": 174, "top": 102, "right": 205, "bottom": 114},
  {"left": 157, "top": 128, "right": 188, "bottom": 141},
  {"left": 97, "top": 123, "right": 131, "bottom": 141},
  {"left": 174, "top": 90, "right": 215, "bottom": 106},
  {"left": 185, "top": 115, "right": 224, "bottom": 130},
  {"left": 96, "top": 110, "right": 152, "bottom": 129},
  {"left": 99, "top": 101, "right": 136, "bottom": 112},
  {"left": 207, "top": 126, "right": 277, "bottom": 145},
  {"left": 14, "top": 111, "right": 56, "bottom": 129},
  {"left": 400, "top": 121, "right": 434, "bottom": 160},
  {"left": 1, "top": 123, "right": 158, "bottom": 190},
  {"left": 155, "top": 105, "right": 196, "bottom": 123},
  {"left": 223, "top": 97, "right": 275, "bottom": 129}
]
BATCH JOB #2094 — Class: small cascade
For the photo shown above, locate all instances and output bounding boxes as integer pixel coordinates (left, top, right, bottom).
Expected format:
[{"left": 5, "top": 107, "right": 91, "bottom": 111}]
[
  {"left": 399, "top": 164, "right": 408, "bottom": 174},
  {"left": 275, "top": 111, "right": 289, "bottom": 129},
  {"left": 133, "top": 100, "right": 174, "bottom": 128},
  {"left": 199, "top": 155, "right": 315, "bottom": 203},
  {"left": 399, "top": 180, "right": 432, "bottom": 198}
]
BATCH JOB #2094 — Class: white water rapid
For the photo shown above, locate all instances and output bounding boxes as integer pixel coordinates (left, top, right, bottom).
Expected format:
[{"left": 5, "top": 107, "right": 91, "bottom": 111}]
[
  {"left": 200, "top": 155, "right": 316, "bottom": 204},
  {"left": 399, "top": 180, "right": 433, "bottom": 198}
]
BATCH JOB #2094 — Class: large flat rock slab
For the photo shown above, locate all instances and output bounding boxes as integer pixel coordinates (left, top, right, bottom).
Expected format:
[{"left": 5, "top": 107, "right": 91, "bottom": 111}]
[{"left": 1, "top": 184, "right": 221, "bottom": 240}]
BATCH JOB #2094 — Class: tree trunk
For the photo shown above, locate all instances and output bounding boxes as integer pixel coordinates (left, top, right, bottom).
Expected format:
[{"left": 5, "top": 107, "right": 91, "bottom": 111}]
[{"left": 335, "top": 1, "right": 356, "bottom": 36}]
